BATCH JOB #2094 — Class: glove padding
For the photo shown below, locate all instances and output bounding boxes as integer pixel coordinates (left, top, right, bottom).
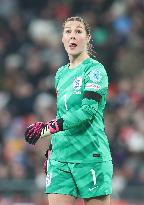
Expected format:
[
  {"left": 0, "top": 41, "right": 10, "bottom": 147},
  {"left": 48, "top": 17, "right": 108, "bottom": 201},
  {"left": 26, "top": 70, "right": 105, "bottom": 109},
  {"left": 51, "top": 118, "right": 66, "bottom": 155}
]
[
  {"left": 25, "top": 119, "right": 60, "bottom": 145},
  {"left": 25, "top": 122, "right": 50, "bottom": 145}
]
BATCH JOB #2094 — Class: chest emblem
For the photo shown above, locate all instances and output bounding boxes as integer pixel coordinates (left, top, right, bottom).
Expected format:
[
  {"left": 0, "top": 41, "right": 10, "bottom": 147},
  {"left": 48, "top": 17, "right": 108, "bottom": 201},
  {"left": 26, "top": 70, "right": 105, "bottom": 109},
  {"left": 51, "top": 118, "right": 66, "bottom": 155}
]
[{"left": 73, "top": 77, "right": 82, "bottom": 91}]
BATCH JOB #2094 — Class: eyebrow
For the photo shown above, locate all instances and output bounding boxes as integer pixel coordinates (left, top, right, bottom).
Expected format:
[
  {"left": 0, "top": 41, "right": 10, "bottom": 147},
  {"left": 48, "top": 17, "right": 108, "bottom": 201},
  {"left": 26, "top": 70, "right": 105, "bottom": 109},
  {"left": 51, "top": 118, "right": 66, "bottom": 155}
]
[{"left": 64, "top": 26, "right": 84, "bottom": 29}]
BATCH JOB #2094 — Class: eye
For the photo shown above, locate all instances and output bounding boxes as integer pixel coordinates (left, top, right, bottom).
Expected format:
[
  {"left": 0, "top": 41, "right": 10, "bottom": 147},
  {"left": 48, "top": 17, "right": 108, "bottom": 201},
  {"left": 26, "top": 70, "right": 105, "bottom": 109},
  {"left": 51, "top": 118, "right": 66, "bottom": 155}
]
[
  {"left": 65, "top": 29, "right": 71, "bottom": 34},
  {"left": 76, "top": 29, "right": 82, "bottom": 34}
]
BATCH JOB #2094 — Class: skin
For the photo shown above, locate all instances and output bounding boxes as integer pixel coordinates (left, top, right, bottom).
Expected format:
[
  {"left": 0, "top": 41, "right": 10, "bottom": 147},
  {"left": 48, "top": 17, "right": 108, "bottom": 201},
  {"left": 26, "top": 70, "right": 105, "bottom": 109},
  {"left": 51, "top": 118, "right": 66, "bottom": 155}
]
[
  {"left": 48, "top": 194, "right": 111, "bottom": 205},
  {"left": 48, "top": 20, "right": 111, "bottom": 205},
  {"left": 62, "top": 20, "right": 91, "bottom": 69}
]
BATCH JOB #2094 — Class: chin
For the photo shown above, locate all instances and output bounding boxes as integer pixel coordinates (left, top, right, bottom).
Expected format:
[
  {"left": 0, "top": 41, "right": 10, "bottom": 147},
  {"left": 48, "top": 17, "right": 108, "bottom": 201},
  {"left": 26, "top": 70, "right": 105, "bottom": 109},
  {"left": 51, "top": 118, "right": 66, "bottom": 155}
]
[{"left": 67, "top": 50, "right": 81, "bottom": 56}]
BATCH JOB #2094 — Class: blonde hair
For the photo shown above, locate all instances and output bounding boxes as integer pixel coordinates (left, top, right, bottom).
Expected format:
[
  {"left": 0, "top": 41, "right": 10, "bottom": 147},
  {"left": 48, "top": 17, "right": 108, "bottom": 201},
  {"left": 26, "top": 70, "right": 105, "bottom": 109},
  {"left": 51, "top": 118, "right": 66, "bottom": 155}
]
[{"left": 63, "top": 16, "right": 96, "bottom": 58}]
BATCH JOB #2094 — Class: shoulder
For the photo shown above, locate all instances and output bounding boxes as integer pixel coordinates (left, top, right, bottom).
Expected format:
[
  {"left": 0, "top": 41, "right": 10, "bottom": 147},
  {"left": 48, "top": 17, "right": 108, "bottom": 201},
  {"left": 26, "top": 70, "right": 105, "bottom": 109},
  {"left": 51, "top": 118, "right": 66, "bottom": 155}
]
[
  {"left": 55, "top": 64, "right": 68, "bottom": 80},
  {"left": 85, "top": 58, "right": 107, "bottom": 77},
  {"left": 86, "top": 58, "right": 106, "bottom": 71},
  {"left": 56, "top": 64, "right": 67, "bottom": 76},
  {"left": 84, "top": 59, "right": 108, "bottom": 92},
  {"left": 55, "top": 64, "right": 68, "bottom": 88}
]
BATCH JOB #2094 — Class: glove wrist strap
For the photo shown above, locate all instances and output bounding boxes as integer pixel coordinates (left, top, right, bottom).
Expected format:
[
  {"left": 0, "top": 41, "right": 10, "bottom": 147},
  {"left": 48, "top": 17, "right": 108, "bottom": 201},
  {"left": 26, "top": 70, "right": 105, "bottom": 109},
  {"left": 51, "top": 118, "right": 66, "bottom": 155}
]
[
  {"left": 48, "top": 118, "right": 63, "bottom": 134},
  {"left": 48, "top": 118, "right": 59, "bottom": 134}
]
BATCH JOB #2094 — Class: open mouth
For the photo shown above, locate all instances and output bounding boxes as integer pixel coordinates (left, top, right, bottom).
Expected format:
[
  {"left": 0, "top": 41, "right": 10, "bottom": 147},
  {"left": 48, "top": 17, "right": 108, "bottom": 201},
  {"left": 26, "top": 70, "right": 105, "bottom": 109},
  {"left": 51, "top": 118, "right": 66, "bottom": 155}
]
[{"left": 69, "top": 43, "right": 77, "bottom": 48}]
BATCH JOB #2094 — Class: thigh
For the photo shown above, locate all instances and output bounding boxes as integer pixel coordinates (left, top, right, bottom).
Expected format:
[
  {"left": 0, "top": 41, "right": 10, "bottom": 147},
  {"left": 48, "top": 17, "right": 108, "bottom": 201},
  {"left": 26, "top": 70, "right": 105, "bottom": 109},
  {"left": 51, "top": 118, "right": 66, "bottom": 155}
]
[
  {"left": 45, "top": 159, "right": 78, "bottom": 198},
  {"left": 84, "top": 195, "right": 111, "bottom": 205},
  {"left": 71, "top": 161, "right": 113, "bottom": 198},
  {"left": 48, "top": 193, "right": 76, "bottom": 205}
]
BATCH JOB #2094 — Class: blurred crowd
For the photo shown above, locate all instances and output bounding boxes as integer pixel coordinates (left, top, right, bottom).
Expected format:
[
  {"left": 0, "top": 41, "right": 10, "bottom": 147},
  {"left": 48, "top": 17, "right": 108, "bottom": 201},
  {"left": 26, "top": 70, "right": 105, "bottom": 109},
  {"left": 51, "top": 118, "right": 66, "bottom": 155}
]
[{"left": 0, "top": 0, "right": 144, "bottom": 204}]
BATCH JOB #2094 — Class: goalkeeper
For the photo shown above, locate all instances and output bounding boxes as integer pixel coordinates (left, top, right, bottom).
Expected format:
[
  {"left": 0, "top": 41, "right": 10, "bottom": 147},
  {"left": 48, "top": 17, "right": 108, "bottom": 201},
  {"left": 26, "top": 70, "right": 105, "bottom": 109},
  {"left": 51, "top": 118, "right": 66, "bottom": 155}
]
[{"left": 25, "top": 16, "right": 113, "bottom": 205}]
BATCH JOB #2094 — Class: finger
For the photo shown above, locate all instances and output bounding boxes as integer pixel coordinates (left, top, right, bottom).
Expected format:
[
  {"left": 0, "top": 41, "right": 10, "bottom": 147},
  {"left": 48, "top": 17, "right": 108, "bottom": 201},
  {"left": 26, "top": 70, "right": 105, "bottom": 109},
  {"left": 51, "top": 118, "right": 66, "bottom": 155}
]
[
  {"left": 31, "top": 136, "right": 39, "bottom": 145},
  {"left": 25, "top": 133, "right": 35, "bottom": 144},
  {"left": 25, "top": 127, "right": 34, "bottom": 138}
]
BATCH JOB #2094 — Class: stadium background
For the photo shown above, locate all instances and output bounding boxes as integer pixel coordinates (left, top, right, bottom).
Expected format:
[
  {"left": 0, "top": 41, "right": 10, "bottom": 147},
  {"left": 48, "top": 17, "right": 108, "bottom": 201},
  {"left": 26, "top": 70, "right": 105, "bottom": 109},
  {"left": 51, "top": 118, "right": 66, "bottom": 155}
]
[{"left": 0, "top": 0, "right": 144, "bottom": 204}]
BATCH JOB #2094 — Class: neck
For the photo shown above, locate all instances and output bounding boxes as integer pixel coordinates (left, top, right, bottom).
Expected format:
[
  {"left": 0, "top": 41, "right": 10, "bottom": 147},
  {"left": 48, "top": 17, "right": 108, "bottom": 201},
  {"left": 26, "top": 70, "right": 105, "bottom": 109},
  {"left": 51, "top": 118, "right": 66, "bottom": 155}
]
[{"left": 68, "top": 53, "right": 89, "bottom": 69}]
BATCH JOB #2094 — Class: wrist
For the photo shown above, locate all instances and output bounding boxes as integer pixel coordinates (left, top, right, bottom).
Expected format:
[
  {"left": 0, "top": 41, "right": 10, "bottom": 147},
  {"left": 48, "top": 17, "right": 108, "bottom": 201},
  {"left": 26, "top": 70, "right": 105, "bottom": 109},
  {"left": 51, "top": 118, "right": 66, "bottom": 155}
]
[
  {"left": 47, "top": 118, "right": 63, "bottom": 134},
  {"left": 40, "top": 118, "right": 63, "bottom": 138}
]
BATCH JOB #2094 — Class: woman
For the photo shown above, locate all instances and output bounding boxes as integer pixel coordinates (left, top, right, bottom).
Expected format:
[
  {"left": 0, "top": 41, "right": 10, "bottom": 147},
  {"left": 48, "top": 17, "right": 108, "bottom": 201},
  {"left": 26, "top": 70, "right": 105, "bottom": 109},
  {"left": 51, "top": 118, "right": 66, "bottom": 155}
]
[{"left": 25, "top": 16, "right": 113, "bottom": 205}]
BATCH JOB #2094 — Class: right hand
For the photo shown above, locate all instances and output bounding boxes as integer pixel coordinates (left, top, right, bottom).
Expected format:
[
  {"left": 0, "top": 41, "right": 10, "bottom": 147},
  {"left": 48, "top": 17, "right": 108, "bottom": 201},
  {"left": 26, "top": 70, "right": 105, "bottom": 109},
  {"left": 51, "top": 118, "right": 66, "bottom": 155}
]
[
  {"left": 25, "top": 118, "right": 60, "bottom": 145},
  {"left": 25, "top": 122, "right": 51, "bottom": 145}
]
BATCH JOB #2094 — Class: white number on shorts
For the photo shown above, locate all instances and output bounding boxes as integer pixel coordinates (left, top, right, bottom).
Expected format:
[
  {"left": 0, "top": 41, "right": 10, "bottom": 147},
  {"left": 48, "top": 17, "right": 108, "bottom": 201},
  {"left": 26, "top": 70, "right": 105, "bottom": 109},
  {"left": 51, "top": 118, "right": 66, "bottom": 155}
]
[{"left": 90, "top": 169, "right": 96, "bottom": 185}]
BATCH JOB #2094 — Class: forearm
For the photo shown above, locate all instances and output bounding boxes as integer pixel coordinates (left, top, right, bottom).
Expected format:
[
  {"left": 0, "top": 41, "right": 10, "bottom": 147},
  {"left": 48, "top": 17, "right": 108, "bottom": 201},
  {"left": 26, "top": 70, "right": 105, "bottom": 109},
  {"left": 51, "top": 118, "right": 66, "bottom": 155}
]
[
  {"left": 25, "top": 92, "right": 101, "bottom": 144},
  {"left": 62, "top": 99, "right": 98, "bottom": 130}
]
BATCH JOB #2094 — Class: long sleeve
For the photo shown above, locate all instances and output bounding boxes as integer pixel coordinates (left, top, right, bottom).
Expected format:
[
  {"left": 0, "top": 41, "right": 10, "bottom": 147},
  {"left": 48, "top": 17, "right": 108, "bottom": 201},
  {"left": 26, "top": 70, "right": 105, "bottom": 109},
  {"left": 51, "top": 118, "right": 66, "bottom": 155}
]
[
  {"left": 60, "top": 63, "right": 108, "bottom": 130},
  {"left": 62, "top": 98, "right": 99, "bottom": 130}
]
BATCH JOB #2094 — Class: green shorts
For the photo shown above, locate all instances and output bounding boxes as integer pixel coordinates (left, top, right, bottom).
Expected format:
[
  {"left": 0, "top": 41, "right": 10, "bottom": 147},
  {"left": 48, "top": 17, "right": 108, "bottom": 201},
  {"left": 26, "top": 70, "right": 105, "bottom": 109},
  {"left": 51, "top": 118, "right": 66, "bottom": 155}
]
[{"left": 45, "top": 159, "right": 113, "bottom": 198}]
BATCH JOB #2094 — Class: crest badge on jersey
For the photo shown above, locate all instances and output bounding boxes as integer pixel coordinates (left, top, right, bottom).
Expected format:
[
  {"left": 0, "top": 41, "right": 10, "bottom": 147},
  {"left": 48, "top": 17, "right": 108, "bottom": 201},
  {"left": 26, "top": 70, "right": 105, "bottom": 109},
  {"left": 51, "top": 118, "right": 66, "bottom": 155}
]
[
  {"left": 73, "top": 77, "right": 82, "bottom": 94},
  {"left": 89, "top": 70, "right": 102, "bottom": 83}
]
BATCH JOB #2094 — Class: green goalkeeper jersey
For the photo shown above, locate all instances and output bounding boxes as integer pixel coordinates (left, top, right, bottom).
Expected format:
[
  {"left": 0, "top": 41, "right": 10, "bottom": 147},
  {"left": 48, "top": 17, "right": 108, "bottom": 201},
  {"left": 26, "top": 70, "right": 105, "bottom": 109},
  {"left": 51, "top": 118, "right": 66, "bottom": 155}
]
[{"left": 50, "top": 57, "right": 112, "bottom": 163}]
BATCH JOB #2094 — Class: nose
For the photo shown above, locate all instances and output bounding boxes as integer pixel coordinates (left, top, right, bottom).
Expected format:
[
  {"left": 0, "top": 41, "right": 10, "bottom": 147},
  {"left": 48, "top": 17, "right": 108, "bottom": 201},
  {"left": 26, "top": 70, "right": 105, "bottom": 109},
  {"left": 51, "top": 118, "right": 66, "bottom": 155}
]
[
  {"left": 70, "top": 36, "right": 75, "bottom": 39},
  {"left": 70, "top": 31, "right": 76, "bottom": 39}
]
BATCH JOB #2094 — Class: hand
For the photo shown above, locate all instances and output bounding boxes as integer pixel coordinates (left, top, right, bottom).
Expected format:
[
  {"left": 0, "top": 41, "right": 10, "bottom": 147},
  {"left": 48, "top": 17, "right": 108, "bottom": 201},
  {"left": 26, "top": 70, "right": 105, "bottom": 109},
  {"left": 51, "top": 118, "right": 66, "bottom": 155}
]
[
  {"left": 25, "top": 122, "right": 50, "bottom": 145},
  {"left": 25, "top": 119, "right": 61, "bottom": 145}
]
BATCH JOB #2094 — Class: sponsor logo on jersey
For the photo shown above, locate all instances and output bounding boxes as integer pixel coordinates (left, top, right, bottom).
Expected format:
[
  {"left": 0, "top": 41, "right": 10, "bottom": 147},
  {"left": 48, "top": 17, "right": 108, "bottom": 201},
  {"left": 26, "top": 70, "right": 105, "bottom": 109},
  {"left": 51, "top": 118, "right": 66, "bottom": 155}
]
[
  {"left": 89, "top": 70, "right": 102, "bottom": 83},
  {"left": 85, "top": 83, "right": 101, "bottom": 91},
  {"left": 73, "top": 77, "right": 82, "bottom": 94}
]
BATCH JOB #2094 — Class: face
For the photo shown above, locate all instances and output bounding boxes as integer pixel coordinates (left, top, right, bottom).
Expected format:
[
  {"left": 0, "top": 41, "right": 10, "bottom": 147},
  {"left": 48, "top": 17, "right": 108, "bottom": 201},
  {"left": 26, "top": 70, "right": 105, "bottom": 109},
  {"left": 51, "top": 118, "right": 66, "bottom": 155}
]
[{"left": 62, "top": 21, "right": 90, "bottom": 57}]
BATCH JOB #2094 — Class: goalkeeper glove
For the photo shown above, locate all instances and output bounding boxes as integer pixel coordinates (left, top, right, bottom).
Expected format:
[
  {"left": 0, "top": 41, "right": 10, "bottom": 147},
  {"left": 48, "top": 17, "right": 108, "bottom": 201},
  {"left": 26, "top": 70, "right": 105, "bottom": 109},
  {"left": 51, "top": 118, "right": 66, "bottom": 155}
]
[{"left": 25, "top": 119, "right": 63, "bottom": 145}]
